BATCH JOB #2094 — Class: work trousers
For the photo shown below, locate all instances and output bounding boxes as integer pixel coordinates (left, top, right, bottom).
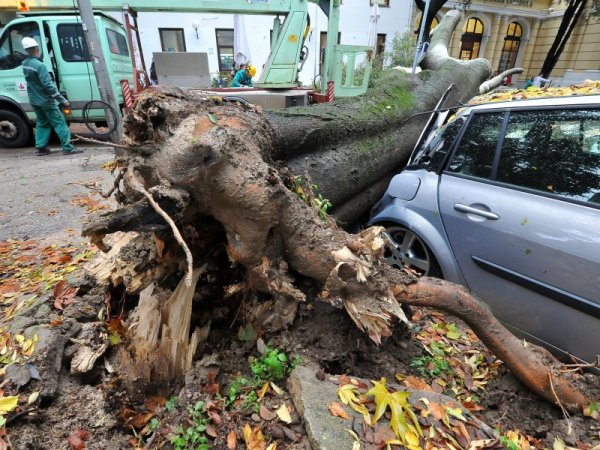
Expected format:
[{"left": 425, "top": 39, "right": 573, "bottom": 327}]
[{"left": 32, "top": 104, "right": 73, "bottom": 152}]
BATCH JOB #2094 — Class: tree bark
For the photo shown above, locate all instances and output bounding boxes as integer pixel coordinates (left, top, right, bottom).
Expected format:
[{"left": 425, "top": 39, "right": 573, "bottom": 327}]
[{"left": 84, "top": 11, "right": 589, "bottom": 413}]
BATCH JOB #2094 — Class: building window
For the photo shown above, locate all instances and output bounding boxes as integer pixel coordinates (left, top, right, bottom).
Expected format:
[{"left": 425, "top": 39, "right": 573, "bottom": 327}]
[
  {"left": 497, "top": 22, "right": 523, "bottom": 72},
  {"left": 415, "top": 14, "right": 439, "bottom": 32},
  {"left": 370, "top": 0, "right": 390, "bottom": 6},
  {"left": 459, "top": 17, "right": 484, "bottom": 60},
  {"left": 215, "top": 28, "right": 234, "bottom": 72},
  {"left": 376, "top": 34, "right": 386, "bottom": 56},
  {"left": 159, "top": 28, "right": 186, "bottom": 52}
]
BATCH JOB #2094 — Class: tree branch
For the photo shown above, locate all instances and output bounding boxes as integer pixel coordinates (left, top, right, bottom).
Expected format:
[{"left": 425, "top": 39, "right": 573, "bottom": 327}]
[{"left": 479, "top": 68, "right": 524, "bottom": 95}]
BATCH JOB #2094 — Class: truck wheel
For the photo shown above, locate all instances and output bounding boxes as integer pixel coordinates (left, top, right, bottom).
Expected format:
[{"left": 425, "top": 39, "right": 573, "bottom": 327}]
[{"left": 0, "top": 110, "right": 32, "bottom": 148}]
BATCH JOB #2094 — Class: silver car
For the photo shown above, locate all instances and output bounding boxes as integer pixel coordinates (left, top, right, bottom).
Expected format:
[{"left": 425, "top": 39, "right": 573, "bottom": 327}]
[{"left": 369, "top": 93, "right": 600, "bottom": 363}]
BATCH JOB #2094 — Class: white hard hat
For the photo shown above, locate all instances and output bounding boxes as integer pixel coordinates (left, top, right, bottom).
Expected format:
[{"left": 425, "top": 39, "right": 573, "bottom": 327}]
[{"left": 22, "top": 37, "right": 39, "bottom": 49}]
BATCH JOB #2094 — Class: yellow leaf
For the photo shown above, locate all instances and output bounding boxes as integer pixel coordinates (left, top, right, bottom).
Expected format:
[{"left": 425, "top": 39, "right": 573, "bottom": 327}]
[
  {"left": 276, "top": 404, "right": 292, "bottom": 424},
  {"left": 266, "top": 444, "right": 277, "bottom": 450},
  {"left": 258, "top": 382, "right": 269, "bottom": 400},
  {"left": 270, "top": 382, "right": 283, "bottom": 396},
  {"left": 15, "top": 335, "right": 25, "bottom": 344},
  {"left": 338, "top": 384, "right": 359, "bottom": 405},
  {"left": 0, "top": 396, "right": 19, "bottom": 414},
  {"left": 243, "top": 423, "right": 265, "bottom": 450}
]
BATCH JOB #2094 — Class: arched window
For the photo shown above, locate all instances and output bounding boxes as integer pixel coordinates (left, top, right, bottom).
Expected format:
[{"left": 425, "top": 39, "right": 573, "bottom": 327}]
[
  {"left": 498, "top": 22, "right": 523, "bottom": 72},
  {"left": 459, "top": 18, "right": 484, "bottom": 60},
  {"left": 415, "top": 14, "right": 439, "bottom": 32}
]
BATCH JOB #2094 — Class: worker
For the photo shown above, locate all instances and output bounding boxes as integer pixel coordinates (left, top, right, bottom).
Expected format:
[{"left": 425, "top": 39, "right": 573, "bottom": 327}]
[
  {"left": 533, "top": 73, "right": 550, "bottom": 88},
  {"left": 21, "top": 37, "right": 81, "bottom": 156},
  {"left": 231, "top": 65, "right": 256, "bottom": 88},
  {"left": 524, "top": 76, "right": 534, "bottom": 89}
]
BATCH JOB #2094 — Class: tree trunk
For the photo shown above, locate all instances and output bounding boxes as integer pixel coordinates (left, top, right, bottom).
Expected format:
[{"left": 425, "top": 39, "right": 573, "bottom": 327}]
[{"left": 84, "top": 11, "right": 589, "bottom": 413}]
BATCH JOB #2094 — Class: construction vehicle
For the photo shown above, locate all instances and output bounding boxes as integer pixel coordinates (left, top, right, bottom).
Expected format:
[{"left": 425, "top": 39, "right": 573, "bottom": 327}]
[{"left": 0, "top": 0, "right": 373, "bottom": 148}]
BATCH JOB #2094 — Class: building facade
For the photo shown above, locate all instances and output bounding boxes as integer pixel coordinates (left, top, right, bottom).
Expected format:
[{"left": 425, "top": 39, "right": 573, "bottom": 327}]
[
  {"left": 130, "top": 0, "right": 412, "bottom": 87},
  {"left": 412, "top": 0, "right": 600, "bottom": 86}
]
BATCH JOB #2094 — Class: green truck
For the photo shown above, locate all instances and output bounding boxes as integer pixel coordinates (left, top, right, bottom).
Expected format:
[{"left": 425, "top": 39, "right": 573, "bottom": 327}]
[{"left": 0, "top": 12, "right": 133, "bottom": 147}]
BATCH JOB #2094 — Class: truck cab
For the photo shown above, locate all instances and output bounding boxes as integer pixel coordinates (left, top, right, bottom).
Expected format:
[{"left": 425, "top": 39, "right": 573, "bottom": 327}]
[{"left": 0, "top": 12, "right": 133, "bottom": 147}]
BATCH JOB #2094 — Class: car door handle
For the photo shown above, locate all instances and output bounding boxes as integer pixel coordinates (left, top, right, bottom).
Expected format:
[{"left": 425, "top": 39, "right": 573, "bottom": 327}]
[{"left": 453, "top": 203, "right": 500, "bottom": 220}]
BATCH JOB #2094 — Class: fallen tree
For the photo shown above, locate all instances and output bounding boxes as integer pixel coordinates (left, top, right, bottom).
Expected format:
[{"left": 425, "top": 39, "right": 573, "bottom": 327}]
[{"left": 84, "top": 10, "right": 589, "bottom": 414}]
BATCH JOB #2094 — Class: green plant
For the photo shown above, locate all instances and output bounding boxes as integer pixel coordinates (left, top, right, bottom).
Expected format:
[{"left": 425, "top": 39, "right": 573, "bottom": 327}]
[
  {"left": 242, "top": 389, "right": 260, "bottom": 413},
  {"left": 227, "top": 376, "right": 252, "bottom": 405},
  {"left": 165, "top": 396, "right": 178, "bottom": 413},
  {"left": 410, "top": 355, "right": 452, "bottom": 379},
  {"left": 250, "top": 347, "right": 300, "bottom": 382},
  {"left": 169, "top": 401, "right": 210, "bottom": 450},
  {"left": 289, "top": 176, "right": 332, "bottom": 222}
]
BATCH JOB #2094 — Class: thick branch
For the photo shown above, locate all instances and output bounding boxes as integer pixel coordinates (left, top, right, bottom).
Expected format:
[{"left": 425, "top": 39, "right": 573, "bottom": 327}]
[{"left": 479, "top": 68, "right": 524, "bottom": 95}]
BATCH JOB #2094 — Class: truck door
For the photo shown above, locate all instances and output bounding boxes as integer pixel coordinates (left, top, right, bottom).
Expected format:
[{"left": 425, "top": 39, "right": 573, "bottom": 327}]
[
  {"left": 47, "top": 21, "right": 99, "bottom": 120},
  {"left": 0, "top": 20, "right": 46, "bottom": 115}
]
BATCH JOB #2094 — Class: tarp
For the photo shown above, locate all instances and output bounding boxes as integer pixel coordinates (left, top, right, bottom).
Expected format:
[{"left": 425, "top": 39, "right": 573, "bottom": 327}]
[{"left": 234, "top": 14, "right": 251, "bottom": 67}]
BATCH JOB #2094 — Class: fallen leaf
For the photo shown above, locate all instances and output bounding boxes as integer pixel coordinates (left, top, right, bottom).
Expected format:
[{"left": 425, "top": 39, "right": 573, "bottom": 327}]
[
  {"left": 206, "top": 423, "right": 218, "bottom": 438},
  {"left": 53, "top": 280, "right": 79, "bottom": 311},
  {"left": 266, "top": 444, "right": 277, "bottom": 450},
  {"left": 328, "top": 401, "right": 350, "bottom": 420},
  {"left": 67, "top": 429, "right": 91, "bottom": 450},
  {"left": 259, "top": 404, "right": 277, "bottom": 421},
  {"left": 276, "top": 404, "right": 292, "bottom": 424},
  {"left": 0, "top": 396, "right": 18, "bottom": 414},
  {"left": 27, "top": 391, "right": 40, "bottom": 404},
  {"left": 128, "top": 412, "right": 154, "bottom": 429},
  {"left": 243, "top": 423, "right": 266, "bottom": 450},
  {"left": 270, "top": 382, "right": 283, "bottom": 396},
  {"left": 227, "top": 430, "right": 237, "bottom": 450},
  {"left": 403, "top": 375, "right": 434, "bottom": 392}
]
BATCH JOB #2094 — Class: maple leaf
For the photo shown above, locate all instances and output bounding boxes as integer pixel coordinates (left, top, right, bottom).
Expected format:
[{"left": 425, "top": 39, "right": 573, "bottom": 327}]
[
  {"left": 53, "top": 281, "right": 79, "bottom": 311},
  {"left": 365, "top": 378, "right": 422, "bottom": 446},
  {"left": 243, "top": 423, "right": 266, "bottom": 450}
]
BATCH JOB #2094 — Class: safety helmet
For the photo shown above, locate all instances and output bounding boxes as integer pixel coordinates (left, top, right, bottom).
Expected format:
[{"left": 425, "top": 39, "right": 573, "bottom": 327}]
[
  {"left": 22, "top": 37, "right": 39, "bottom": 49},
  {"left": 248, "top": 65, "right": 257, "bottom": 77}
]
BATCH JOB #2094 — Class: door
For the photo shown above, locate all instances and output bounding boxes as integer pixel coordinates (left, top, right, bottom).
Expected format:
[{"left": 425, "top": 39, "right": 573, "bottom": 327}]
[
  {"left": 437, "top": 108, "right": 600, "bottom": 362},
  {"left": 0, "top": 19, "right": 46, "bottom": 116},
  {"left": 48, "top": 21, "right": 98, "bottom": 121}
]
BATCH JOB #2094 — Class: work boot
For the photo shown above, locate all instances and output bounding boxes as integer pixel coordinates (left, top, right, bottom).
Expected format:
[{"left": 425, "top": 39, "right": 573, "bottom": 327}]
[
  {"left": 35, "top": 147, "right": 51, "bottom": 156},
  {"left": 62, "top": 148, "right": 83, "bottom": 155}
]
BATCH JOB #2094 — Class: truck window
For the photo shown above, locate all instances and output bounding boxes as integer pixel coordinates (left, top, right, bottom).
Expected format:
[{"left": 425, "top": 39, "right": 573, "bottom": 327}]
[
  {"left": 57, "top": 24, "right": 90, "bottom": 62},
  {"left": 0, "top": 21, "right": 42, "bottom": 70},
  {"left": 106, "top": 29, "right": 129, "bottom": 57}
]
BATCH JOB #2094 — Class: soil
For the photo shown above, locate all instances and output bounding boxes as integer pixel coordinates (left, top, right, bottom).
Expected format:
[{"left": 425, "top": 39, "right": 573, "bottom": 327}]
[{"left": 8, "top": 282, "right": 600, "bottom": 449}]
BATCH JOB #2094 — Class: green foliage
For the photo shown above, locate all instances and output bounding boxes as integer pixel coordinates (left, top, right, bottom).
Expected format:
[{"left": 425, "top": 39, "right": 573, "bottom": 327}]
[
  {"left": 165, "top": 396, "right": 178, "bottom": 413},
  {"left": 169, "top": 401, "right": 210, "bottom": 450},
  {"left": 289, "top": 176, "right": 332, "bottom": 221},
  {"left": 368, "top": 31, "right": 417, "bottom": 86},
  {"left": 499, "top": 434, "right": 520, "bottom": 450},
  {"left": 148, "top": 417, "right": 160, "bottom": 431},
  {"left": 227, "top": 376, "right": 253, "bottom": 406},
  {"left": 250, "top": 347, "right": 301, "bottom": 383},
  {"left": 410, "top": 355, "right": 453, "bottom": 379},
  {"left": 242, "top": 389, "right": 260, "bottom": 413}
]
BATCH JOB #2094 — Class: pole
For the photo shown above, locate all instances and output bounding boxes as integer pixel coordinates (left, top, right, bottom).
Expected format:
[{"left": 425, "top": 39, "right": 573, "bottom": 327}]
[
  {"left": 75, "top": 0, "right": 123, "bottom": 143},
  {"left": 411, "top": 0, "right": 430, "bottom": 74}
]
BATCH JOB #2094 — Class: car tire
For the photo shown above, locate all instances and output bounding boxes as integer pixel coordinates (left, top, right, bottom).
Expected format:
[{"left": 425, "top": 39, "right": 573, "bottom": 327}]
[
  {"left": 377, "top": 223, "right": 442, "bottom": 278},
  {"left": 0, "top": 110, "right": 32, "bottom": 148}
]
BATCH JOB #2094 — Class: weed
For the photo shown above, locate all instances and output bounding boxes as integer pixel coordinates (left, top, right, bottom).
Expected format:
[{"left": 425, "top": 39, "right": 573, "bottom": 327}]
[
  {"left": 250, "top": 347, "right": 301, "bottom": 382},
  {"left": 169, "top": 401, "right": 211, "bottom": 450},
  {"left": 289, "top": 176, "right": 332, "bottom": 222},
  {"left": 242, "top": 390, "right": 260, "bottom": 413},
  {"left": 410, "top": 355, "right": 453, "bottom": 379},
  {"left": 165, "top": 396, "right": 178, "bottom": 413}
]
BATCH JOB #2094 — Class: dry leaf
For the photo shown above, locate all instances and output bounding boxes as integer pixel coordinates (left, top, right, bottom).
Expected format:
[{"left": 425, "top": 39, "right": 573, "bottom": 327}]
[
  {"left": 259, "top": 405, "right": 277, "bottom": 421},
  {"left": 67, "top": 429, "right": 91, "bottom": 450},
  {"left": 403, "top": 375, "right": 434, "bottom": 392},
  {"left": 53, "top": 281, "right": 79, "bottom": 311},
  {"left": 270, "top": 382, "right": 283, "bottom": 396},
  {"left": 276, "top": 404, "right": 292, "bottom": 424},
  {"left": 27, "top": 391, "right": 39, "bottom": 404},
  {"left": 243, "top": 423, "right": 266, "bottom": 450},
  {"left": 206, "top": 424, "right": 218, "bottom": 438},
  {"left": 227, "top": 430, "right": 237, "bottom": 450},
  {"left": 328, "top": 401, "right": 350, "bottom": 420},
  {"left": 0, "top": 396, "right": 18, "bottom": 414}
]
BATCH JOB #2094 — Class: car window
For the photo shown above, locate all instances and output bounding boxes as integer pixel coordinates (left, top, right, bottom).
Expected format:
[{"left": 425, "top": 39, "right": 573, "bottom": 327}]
[
  {"left": 57, "top": 24, "right": 90, "bottom": 62},
  {"left": 445, "top": 112, "right": 505, "bottom": 179},
  {"left": 106, "top": 29, "right": 129, "bottom": 56},
  {"left": 0, "top": 21, "right": 42, "bottom": 70},
  {"left": 497, "top": 108, "right": 600, "bottom": 205},
  {"left": 418, "top": 116, "right": 465, "bottom": 172}
]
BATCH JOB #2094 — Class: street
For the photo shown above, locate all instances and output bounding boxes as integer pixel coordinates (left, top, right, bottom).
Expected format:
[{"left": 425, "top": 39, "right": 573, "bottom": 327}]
[{"left": 0, "top": 144, "right": 116, "bottom": 243}]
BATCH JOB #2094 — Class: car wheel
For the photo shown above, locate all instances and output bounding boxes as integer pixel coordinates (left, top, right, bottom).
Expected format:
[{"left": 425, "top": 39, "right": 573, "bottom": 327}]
[
  {"left": 0, "top": 110, "right": 32, "bottom": 148},
  {"left": 380, "top": 225, "right": 442, "bottom": 277}
]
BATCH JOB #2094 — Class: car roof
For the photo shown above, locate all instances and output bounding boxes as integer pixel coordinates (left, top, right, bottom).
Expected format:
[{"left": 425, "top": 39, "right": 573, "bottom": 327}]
[{"left": 462, "top": 93, "right": 600, "bottom": 114}]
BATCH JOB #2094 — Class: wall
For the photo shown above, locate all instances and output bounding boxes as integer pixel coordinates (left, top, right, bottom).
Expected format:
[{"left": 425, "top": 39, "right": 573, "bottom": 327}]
[{"left": 129, "top": 0, "right": 412, "bottom": 87}]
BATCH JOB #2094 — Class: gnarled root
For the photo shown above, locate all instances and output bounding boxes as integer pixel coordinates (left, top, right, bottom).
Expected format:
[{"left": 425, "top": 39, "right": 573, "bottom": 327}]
[{"left": 393, "top": 277, "right": 589, "bottom": 413}]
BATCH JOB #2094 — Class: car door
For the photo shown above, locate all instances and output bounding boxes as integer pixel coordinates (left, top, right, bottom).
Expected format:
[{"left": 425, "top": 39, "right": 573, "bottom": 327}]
[{"left": 437, "top": 107, "right": 600, "bottom": 362}]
